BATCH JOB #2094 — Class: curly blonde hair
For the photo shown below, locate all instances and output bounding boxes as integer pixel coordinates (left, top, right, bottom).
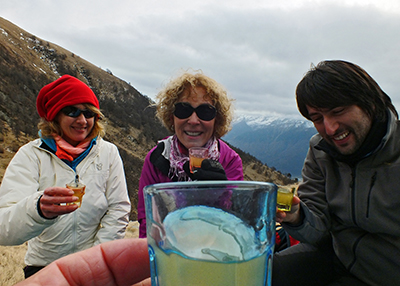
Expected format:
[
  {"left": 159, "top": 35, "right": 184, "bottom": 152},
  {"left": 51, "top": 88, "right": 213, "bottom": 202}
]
[
  {"left": 38, "top": 104, "right": 105, "bottom": 139},
  {"left": 155, "top": 71, "right": 234, "bottom": 138}
]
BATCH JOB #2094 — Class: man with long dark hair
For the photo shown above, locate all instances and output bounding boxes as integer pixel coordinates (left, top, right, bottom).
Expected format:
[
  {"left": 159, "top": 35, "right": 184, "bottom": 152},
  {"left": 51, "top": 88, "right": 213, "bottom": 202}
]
[{"left": 274, "top": 60, "right": 400, "bottom": 286}]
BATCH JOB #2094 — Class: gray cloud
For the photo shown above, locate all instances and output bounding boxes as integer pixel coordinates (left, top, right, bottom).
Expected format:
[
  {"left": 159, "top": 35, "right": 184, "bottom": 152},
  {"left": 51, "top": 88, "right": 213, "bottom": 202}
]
[{"left": 3, "top": 0, "right": 400, "bottom": 119}]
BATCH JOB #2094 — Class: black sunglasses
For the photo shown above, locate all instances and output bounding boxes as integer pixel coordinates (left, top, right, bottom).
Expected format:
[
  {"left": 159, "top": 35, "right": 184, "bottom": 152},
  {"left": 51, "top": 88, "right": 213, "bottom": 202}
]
[
  {"left": 174, "top": 102, "right": 217, "bottom": 121},
  {"left": 61, "top": 106, "right": 96, "bottom": 118}
]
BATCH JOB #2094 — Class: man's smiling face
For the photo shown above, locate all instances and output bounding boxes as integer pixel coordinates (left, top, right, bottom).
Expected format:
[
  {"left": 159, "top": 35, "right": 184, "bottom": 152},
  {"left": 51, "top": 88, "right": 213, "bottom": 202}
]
[{"left": 307, "top": 105, "right": 372, "bottom": 155}]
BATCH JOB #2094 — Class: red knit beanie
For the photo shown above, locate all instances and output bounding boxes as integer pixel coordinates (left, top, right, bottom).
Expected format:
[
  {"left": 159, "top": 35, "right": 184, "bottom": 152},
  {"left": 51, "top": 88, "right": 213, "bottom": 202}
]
[{"left": 36, "top": 75, "right": 100, "bottom": 121}]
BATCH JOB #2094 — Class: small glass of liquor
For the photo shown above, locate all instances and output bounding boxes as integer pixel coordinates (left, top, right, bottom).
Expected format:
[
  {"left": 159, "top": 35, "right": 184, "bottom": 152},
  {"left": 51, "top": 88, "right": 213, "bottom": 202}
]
[
  {"left": 189, "top": 147, "right": 209, "bottom": 173},
  {"left": 66, "top": 175, "right": 86, "bottom": 208},
  {"left": 277, "top": 186, "right": 295, "bottom": 212}
]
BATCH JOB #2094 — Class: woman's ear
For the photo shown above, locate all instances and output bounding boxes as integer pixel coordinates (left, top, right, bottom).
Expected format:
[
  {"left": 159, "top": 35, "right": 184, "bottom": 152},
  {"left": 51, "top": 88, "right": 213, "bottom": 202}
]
[{"left": 170, "top": 115, "right": 175, "bottom": 132}]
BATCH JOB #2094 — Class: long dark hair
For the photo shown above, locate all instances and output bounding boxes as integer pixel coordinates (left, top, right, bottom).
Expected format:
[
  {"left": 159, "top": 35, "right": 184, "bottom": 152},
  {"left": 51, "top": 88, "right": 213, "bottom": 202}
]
[{"left": 296, "top": 60, "right": 398, "bottom": 121}]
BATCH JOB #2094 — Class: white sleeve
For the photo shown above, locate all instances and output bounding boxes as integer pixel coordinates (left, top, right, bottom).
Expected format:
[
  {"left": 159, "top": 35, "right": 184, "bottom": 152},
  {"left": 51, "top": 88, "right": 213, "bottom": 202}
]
[{"left": 0, "top": 145, "right": 57, "bottom": 246}]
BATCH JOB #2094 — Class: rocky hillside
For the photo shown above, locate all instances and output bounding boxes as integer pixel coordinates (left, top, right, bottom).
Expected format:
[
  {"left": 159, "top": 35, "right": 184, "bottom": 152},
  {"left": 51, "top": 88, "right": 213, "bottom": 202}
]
[{"left": 0, "top": 17, "right": 296, "bottom": 220}]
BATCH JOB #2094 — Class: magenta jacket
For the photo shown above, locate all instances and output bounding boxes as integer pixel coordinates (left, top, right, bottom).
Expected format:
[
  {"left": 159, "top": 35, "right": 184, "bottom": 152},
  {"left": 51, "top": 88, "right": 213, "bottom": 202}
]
[{"left": 137, "top": 138, "right": 243, "bottom": 238}]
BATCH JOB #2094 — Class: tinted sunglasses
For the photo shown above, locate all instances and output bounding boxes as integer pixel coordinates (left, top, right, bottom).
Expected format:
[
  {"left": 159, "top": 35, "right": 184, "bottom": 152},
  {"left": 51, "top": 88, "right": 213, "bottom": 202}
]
[
  {"left": 61, "top": 106, "right": 96, "bottom": 118},
  {"left": 174, "top": 102, "right": 217, "bottom": 121}
]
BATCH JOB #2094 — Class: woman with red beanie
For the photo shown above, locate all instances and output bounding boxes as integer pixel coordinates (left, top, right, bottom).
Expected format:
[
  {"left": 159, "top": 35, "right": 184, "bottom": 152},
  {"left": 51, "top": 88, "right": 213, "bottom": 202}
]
[{"left": 0, "top": 75, "right": 131, "bottom": 278}]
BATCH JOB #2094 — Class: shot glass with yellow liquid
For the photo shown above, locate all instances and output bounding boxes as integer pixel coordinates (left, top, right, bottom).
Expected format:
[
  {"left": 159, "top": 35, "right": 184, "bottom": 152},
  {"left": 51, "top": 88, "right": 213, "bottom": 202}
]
[
  {"left": 277, "top": 186, "right": 295, "bottom": 212},
  {"left": 189, "top": 147, "right": 209, "bottom": 173},
  {"left": 66, "top": 175, "right": 86, "bottom": 208}
]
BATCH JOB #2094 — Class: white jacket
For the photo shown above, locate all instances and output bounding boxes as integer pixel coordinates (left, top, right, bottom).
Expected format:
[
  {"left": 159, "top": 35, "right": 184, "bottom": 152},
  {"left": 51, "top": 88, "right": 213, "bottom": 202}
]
[{"left": 0, "top": 138, "right": 131, "bottom": 266}]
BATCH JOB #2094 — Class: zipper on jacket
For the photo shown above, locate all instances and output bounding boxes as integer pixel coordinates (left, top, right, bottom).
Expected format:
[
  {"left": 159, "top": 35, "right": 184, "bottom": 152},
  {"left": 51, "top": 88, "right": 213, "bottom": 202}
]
[
  {"left": 72, "top": 171, "right": 79, "bottom": 253},
  {"left": 72, "top": 210, "right": 78, "bottom": 252},
  {"left": 366, "top": 171, "right": 377, "bottom": 218},
  {"left": 350, "top": 167, "right": 357, "bottom": 225}
]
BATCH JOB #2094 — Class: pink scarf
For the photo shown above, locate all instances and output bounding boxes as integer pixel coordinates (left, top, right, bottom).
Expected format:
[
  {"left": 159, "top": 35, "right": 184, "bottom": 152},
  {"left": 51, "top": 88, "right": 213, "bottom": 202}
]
[{"left": 53, "top": 135, "right": 91, "bottom": 161}]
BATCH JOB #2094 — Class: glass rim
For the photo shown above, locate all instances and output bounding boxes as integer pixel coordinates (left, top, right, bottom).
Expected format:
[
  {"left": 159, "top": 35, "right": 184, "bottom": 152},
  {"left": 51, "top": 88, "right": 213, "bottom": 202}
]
[{"left": 144, "top": 180, "right": 277, "bottom": 194}]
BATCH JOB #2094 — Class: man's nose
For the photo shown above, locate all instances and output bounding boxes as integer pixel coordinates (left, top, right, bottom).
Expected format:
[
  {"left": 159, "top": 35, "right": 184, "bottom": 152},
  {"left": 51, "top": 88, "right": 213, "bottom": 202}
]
[{"left": 324, "top": 117, "right": 339, "bottom": 135}]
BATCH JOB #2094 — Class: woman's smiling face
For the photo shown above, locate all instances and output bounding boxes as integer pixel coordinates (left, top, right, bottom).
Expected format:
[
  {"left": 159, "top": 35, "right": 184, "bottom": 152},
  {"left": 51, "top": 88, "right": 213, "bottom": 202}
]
[
  {"left": 173, "top": 86, "right": 215, "bottom": 149},
  {"left": 57, "top": 104, "right": 95, "bottom": 146}
]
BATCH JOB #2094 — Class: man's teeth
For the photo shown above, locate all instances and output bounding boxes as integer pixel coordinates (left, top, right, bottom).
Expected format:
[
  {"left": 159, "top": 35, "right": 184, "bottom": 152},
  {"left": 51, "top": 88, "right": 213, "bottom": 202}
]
[
  {"left": 186, "top": 131, "right": 201, "bottom": 136},
  {"left": 334, "top": 132, "right": 349, "bottom": 141}
]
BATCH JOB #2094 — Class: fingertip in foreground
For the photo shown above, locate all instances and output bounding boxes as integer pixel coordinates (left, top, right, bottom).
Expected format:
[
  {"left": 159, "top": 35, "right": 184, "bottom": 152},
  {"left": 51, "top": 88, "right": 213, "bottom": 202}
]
[{"left": 14, "top": 238, "right": 150, "bottom": 286}]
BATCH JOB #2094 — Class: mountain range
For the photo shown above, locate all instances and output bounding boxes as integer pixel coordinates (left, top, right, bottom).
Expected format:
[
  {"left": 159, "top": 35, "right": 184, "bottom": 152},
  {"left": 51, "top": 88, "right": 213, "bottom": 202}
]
[{"left": 224, "top": 115, "right": 317, "bottom": 179}]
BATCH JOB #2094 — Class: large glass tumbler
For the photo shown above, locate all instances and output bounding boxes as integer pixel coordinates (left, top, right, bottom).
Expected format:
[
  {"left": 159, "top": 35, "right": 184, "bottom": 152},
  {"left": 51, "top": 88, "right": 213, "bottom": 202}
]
[{"left": 144, "top": 181, "right": 277, "bottom": 286}]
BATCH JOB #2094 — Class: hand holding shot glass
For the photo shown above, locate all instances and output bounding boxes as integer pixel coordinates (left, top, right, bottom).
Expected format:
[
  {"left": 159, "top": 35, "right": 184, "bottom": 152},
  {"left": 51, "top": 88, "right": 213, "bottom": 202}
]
[{"left": 189, "top": 147, "right": 209, "bottom": 173}]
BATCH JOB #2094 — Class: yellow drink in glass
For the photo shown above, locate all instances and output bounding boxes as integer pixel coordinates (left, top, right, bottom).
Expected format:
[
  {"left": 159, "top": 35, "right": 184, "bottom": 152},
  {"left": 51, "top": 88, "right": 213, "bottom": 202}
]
[
  {"left": 150, "top": 242, "right": 268, "bottom": 286},
  {"left": 66, "top": 175, "right": 86, "bottom": 208},
  {"left": 144, "top": 182, "right": 277, "bottom": 286},
  {"left": 189, "top": 156, "right": 205, "bottom": 173},
  {"left": 277, "top": 187, "right": 294, "bottom": 211},
  {"left": 66, "top": 185, "right": 86, "bottom": 207},
  {"left": 189, "top": 147, "right": 208, "bottom": 173}
]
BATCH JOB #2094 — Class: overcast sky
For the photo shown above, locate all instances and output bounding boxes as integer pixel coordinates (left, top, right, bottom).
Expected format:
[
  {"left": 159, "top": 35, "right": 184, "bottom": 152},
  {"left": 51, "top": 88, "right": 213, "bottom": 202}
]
[{"left": 2, "top": 0, "right": 400, "bottom": 119}]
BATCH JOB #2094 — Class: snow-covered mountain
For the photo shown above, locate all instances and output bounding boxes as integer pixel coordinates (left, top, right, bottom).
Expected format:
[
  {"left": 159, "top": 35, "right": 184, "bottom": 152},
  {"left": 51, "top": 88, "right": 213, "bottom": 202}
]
[{"left": 223, "top": 115, "right": 316, "bottom": 179}]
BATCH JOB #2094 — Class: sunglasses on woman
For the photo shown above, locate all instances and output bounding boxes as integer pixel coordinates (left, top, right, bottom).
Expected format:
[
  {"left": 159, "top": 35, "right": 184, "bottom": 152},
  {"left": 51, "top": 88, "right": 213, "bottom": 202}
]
[
  {"left": 61, "top": 106, "right": 96, "bottom": 118},
  {"left": 174, "top": 102, "right": 217, "bottom": 121}
]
